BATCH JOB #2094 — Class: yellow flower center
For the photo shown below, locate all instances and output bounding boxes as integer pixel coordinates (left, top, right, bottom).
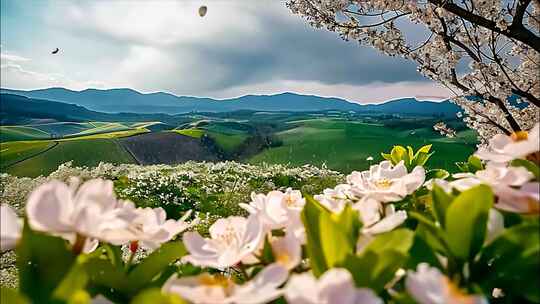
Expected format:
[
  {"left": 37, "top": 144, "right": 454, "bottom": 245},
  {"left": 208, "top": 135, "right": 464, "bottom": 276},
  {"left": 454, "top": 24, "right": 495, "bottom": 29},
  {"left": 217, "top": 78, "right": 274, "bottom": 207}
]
[
  {"left": 511, "top": 131, "right": 528, "bottom": 142},
  {"left": 285, "top": 195, "right": 296, "bottom": 207},
  {"left": 216, "top": 226, "right": 237, "bottom": 245},
  {"left": 375, "top": 178, "right": 393, "bottom": 189},
  {"left": 198, "top": 274, "right": 234, "bottom": 296},
  {"left": 443, "top": 277, "right": 476, "bottom": 304},
  {"left": 276, "top": 252, "right": 290, "bottom": 266}
]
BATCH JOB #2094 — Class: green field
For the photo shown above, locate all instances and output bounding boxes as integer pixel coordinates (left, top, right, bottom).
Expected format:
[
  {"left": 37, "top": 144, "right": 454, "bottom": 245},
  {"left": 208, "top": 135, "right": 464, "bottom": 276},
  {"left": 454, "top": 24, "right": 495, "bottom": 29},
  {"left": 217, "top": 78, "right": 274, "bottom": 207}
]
[
  {"left": 0, "top": 122, "right": 156, "bottom": 143},
  {"left": 0, "top": 126, "right": 51, "bottom": 142},
  {"left": 70, "top": 122, "right": 132, "bottom": 137},
  {"left": 249, "top": 119, "right": 476, "bottom": 173},
  {"left": 30, "top": 122, "right": 93, "bottom": 137},
  {"left": 0, "top": 116, "right": 479, "bottom": 177},
  {"left": 173, "top": 128, "right": 205, "bottom": 138},
  {"left": 0, "top": 141, "right": 56, "bottom": 168},
  {"left": 207, "top": 131, "right": 248, "bottom": 153},
  {"left": 3, "top": 138, "right": 136, "bottom": 177}
]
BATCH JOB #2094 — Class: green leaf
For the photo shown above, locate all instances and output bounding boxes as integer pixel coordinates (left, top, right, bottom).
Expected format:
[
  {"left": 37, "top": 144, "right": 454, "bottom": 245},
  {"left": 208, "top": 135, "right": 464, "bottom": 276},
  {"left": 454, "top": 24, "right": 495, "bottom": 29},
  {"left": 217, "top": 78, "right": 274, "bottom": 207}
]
[
  {"left": 1, "top": 288, "right": 29, "bottom": 304},
  {"left": 131, "top": 288, "right": 186, "bottom": 304},
  {"left": 414, "top": 145, "right": 433, "bottom": 167},
  {"left": 445, "top": 185, "right": 493, "bottom": 260},
  {"left": 101, "top": 244, "right": 125, "bottom": 270},
  {"left": 53, "top": 256, "right": 89, "bottom": 302},
  {"left": 391, "top": 146, "right": 408, "bottom": 166},
  {"left": 85, "top": 258, "right": 130, "bottom": 298},
  {"left": 410, "top": 212, "right": 448, "bottom": 254},
  {"left": 415, "top": 152, "right": 434, "bottom": 167},
  {"left": 407, "top": 146, "right": 415, "bottom": 162},
  {"left": 425, "top": 169, "right": 450, "bottom": 181},
  {"left": 127, "top": 241, "right": 187, "bottom": 293},
  {"left": 17, "top": 222, "right": 76, "bottom": 303},
  {"left": 341, "top": 230, "right": 413, "bottom": 292},
  {"left": 431, "top": 185, "right": 453, "bottom": 227},
  {"left": 319, "top": 211, "right": 354, "bottom": 267},
  {"left": 260, "top": 235, "right": 275, "bottom": 264},
  {"left": 381, "top": 152, "right": 392, "bottom": 161},
  {"left": 361, "top": 228, "right": 414, "bottom": 255},
  {"left": 342, "top": 250, "right": 406, "bottom": 293},
  {"left": 301, "top": 195, "right": 329, "bottom": 277},
  {"left": 473, "top": 223, "right": 540, "bottom": 303},
  {"left": 416, "top": 144, "right": 432, "bottom": 154},
  {"left": 511, "top": 159, "right": 540, "bottom": 181},
  {"left": 467, "top": 155, "right": 484, "bottom": 173},
  {"left": 455, "top": 162, "right": 469, "bottom": 172},
  {"left": 332, "top": 204, "right": 362, "bottom": 247},
  {"left": 406, "top": 233, "right": 442, "bottom": 270}
]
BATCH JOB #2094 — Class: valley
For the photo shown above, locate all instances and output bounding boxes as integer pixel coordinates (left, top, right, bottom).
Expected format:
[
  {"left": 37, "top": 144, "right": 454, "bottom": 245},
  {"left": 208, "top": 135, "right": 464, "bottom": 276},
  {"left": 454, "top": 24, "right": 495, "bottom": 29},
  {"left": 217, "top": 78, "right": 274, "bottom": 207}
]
[{"left": 0, "top": 92, "right": 477, "bottom": 177}]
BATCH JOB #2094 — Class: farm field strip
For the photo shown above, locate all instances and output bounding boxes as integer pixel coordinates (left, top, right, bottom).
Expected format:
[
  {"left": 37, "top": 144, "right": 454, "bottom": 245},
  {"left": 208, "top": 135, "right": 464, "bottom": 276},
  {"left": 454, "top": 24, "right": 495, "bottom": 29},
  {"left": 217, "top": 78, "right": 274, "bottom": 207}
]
[
  {"left": 3, "top": 138, "right": 137, "bottom": 177},
  {"left": 0, "top": 141, "right": 58, "bottom": 168}
]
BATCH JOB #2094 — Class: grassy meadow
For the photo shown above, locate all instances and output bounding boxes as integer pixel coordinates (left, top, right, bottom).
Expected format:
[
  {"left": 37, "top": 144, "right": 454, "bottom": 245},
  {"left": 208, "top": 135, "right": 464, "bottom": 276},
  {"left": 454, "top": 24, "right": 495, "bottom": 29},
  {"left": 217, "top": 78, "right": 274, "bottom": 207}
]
[
  {"left": 0, "top": 114, "right": 478, "bottom": 177},
  {"left": 249, "top": 119, "right": 476, "bottom": 172}
]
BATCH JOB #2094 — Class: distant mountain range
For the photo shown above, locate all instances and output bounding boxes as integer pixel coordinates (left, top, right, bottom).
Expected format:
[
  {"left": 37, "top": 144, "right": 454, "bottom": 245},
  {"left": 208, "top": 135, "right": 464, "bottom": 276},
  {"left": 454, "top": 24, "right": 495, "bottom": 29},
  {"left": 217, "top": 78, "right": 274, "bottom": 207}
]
[{"left": 0, "top": 87, "right": 460, "bottom": 116}]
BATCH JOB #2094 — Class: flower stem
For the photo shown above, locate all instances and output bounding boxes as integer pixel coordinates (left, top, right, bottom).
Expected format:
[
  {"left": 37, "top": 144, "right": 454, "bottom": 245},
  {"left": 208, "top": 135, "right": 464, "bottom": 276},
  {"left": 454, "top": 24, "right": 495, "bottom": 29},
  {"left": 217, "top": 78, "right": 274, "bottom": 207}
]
[{"left": 72, "top": 234, "right": 86, "bottom": 255}]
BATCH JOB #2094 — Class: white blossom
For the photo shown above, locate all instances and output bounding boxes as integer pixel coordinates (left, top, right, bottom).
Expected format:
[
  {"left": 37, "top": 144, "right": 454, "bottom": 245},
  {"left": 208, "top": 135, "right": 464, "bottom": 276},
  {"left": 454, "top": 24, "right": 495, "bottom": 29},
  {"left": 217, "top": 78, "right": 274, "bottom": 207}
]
[
  {"left": 182, "top": 215, "right": 264, "bottom": 268},
  {"left": 240, "top": 188, "right": 305, "bottom": 231},
  {"left": 347, "top": 161, "right": 425, "bottom": 202},
  {"left": 163, "top": 263, "right": 288, "bottom": 304},
  {"left": 406, "top": 263, "right": 488, "bottom": 304},
  {"left": 25, "top": 179, "right": 137, "bottom": 252},
  {"left": 476, "top": 123, "right": 540, "bottom": 163},
  {"left": 285, "top": 268, "right": 382, "bottom": 304},
  {"left": 0, "top": 204, "right": 22, "bottom": 252}
]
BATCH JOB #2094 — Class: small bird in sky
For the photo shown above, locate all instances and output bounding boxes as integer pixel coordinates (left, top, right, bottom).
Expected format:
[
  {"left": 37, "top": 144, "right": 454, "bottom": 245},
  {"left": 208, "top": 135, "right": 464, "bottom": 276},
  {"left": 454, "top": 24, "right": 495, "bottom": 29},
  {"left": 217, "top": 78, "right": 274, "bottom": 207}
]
[
  {"left": 198, "top": 5, "right": 207, "bottom": 17},
  {"left": 51, "top": 48, "right": 60, "bottom": 54}
]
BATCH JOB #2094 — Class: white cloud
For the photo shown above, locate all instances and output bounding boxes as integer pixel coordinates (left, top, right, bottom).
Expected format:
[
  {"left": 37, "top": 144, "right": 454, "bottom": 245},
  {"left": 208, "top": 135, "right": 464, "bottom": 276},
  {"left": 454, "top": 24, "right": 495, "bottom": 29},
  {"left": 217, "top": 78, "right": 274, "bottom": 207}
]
[
  {"left": 0, "top": 52, "right": 30, "bottom": 62},
  {"left": 1, "top": 51, "right": 106, "bottom": 90},
  {"left": 1, "top": 1, "right": 447, "bottom": 103},
  {"left": 53, "top": 2, "right": 265, "bottom": 47}
]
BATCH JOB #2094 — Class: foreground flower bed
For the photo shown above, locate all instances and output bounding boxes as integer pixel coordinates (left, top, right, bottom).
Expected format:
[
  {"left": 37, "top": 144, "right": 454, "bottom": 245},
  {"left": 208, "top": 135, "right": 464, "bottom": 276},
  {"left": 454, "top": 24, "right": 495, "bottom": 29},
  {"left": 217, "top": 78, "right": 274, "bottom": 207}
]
[{"left": 1, "top": 124, "right": 539, "bottom": 303}]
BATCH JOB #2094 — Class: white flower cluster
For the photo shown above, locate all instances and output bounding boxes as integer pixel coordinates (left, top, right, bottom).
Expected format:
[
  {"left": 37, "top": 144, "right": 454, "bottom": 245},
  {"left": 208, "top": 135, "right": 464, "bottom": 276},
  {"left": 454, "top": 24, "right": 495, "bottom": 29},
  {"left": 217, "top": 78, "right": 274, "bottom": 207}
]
[
  {"left": 433, "top": 122, "right": 457, "bottom": 138},
  {"left": 428, "top": 123, "right": 540, "bottom": 214},
  {"left": 1, "top": 161, "right": 343, "bottom": 217},
  {"left": 287, "top": 0, "right": 540, "bottom": 143},
  {"left": 1, "top": 178, "right": 197, "bottom": 253},
  {"left": 316, "top": 160, "right": 425, "bottom": 235}
]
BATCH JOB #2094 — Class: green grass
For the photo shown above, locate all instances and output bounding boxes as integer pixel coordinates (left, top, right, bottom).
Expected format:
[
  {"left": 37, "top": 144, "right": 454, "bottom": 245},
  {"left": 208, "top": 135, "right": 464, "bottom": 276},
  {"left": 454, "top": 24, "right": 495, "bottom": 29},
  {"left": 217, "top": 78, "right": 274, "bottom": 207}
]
[
  {"left": 0, "top": 141, "right": 56, "bottom": 168},
  {"left": 131, "top": 121, "right": 163, "bottom": 129},
  {"left": 0, "top": 126, "right": 51, "bottom": 142},
  {"left": 173, "top": 128, "right": 205, "bottom": 138},
  {"left": 250, "top": 119, "right": 477, "bottom": 173},
  {"left": 207, "top": 131, "right": 248, "bottom": 153},
  {"left": 204, "top": 122, "right": 250, "bottom": 135},
  {"left": 30, "top": 122, "right": 94, "bottom": 137},
  {"left": 58, "top": 129, "right": 148, "bottom": 141},
  {"left": 4, "top": 138, "right": 136, "bottom": 177},
  {"left": 70, "top": 122, "right": 131, "bottom": 137}
]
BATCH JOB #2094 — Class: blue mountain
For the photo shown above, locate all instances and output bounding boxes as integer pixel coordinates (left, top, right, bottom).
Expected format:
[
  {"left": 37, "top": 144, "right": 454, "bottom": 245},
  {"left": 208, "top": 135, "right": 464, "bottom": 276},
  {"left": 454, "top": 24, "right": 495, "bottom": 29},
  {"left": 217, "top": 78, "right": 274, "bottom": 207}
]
[{"left": 0, "top": 88, "right": 460, "bottom": 116}]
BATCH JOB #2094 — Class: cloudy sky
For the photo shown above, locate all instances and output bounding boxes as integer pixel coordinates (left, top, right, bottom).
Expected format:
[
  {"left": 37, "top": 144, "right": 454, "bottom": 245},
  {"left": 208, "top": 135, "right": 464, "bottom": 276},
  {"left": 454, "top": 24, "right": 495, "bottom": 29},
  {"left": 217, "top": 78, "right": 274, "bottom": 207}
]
[{"left": 0, "top": 0, "right": 451, "bottom": 103}]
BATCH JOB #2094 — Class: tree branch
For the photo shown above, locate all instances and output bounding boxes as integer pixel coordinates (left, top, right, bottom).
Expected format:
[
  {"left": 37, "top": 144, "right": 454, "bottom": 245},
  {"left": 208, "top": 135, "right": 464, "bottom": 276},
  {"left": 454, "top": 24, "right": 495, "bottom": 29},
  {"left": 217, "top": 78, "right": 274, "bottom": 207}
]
[{"left": 428, "top": 0, "right": 540, "bottom": 52}]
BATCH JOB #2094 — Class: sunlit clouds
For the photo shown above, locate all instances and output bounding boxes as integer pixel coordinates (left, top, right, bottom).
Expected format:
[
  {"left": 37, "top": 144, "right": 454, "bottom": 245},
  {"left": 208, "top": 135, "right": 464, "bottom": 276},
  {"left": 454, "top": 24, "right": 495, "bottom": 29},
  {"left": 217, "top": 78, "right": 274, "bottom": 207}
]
[{"left": 1, "top": 1, "right": 450, "bottom": 103}]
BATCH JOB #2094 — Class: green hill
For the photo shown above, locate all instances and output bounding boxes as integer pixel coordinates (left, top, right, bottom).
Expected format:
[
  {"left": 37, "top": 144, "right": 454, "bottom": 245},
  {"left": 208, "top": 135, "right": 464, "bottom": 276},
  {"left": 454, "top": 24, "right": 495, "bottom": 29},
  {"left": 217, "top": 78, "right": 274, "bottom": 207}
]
[
  {"left": 3, "top": 138, "right": 136, "bottom": 177},
  {"left": 250, "top": 119, "right": 476, "bottom": 173}
]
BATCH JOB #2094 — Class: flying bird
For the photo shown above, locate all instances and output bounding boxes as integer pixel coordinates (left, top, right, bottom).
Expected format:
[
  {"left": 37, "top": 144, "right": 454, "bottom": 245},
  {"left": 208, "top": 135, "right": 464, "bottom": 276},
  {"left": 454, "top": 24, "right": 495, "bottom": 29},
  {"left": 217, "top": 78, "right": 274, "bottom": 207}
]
[
  {"left": 198, "top": 5, "right": 207, "bottom": 17},
  {"left": 51, "top": 48, "right": 60, "bottom": 54}
]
